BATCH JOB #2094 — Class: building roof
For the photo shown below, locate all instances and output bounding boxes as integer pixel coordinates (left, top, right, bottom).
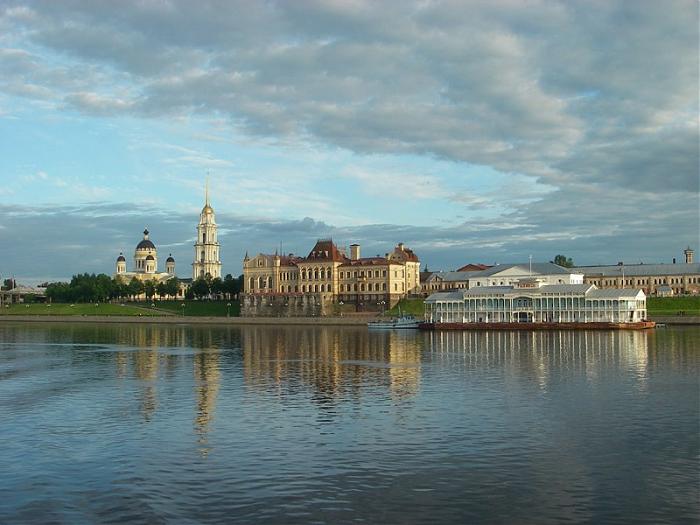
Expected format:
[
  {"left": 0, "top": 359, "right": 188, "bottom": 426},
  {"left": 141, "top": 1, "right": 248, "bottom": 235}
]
[
  {"left": 136, "top": 239, "right": 156, "bottom": 250},
  {"left": 166, "top": 255, "right": 175, "bottom": 262},
  {"left": 470, "top": 262, "right": 579, "bottom": 277},
  {"left": 577, "top": 263, "right": 700, "bottom": 277},
  {"left": 305, "top": 239, "right": 348, "bottom": 263},
  {"left": 424, "top": 291, "right": 465, "bottom": 302},
  {"left": 340, "top": 257, "right": 398, "bottom": 267},
  {"left": 456, "top": 263, "right": 491, "bottom": 272},
  {"left": 424, "top": 270, "right": 482, "bottom": 283},
  {"left": 587, "top": 288, "right": 645, "bottom": 299},
  {"left": 426, "top": 284, "right": 644, "bottom": 301},
  {"left": 116, "top": 254, "right": 126, "bottom": 262}
]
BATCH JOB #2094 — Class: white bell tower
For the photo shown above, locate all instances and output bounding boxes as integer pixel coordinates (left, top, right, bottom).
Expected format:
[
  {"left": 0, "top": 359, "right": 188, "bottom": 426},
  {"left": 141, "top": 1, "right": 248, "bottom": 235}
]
[{"left": 192, "top": 179, "right": 222, "bottom": 280}]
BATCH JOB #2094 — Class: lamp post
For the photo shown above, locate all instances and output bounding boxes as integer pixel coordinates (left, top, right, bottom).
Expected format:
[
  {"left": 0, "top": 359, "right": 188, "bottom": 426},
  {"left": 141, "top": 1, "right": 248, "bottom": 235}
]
[
  {"left": 181, "top": 302, "right": 186, "bottom": 317},
  {"left": 226, "top": 302, "right": 231, "bottom": 318}
]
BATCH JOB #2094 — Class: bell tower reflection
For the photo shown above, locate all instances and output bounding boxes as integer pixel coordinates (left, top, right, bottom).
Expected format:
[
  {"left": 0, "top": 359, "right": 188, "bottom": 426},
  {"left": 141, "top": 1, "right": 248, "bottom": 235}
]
[{"left": 192, "top": 334, "right": 221, "bottom": 456}]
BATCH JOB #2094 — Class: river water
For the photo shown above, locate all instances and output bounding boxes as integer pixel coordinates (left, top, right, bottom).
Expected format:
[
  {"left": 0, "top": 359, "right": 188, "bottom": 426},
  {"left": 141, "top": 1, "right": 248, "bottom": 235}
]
[{"left": 0, "top": 322, "right": 697, "bottom": 524}]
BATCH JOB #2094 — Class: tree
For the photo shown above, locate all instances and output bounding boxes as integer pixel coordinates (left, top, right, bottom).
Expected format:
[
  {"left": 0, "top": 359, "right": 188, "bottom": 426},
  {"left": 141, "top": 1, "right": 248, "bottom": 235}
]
[
  {"left": 2, "top": 278, "right": 16, "bottom": 291},
  {"left": 191, "top": 278, "right": 210, "bottom": 299},
  {"left": 156, "top": 281, "right": 167, "bottom": 299},
  {"left": 210, "top": 277, "right": 223, "bottom": 298},
  {"left": 128, "top": 277, "right": 144, "bottom": 300},
  {"left": 553, "top": 254, "right": 574, "bottom": 268},
  {"left": 165, "top": 277, "right": 179, "bottom": 298},
  {"left": 144, "top": 279, "right": 157, "bottom": 300}
]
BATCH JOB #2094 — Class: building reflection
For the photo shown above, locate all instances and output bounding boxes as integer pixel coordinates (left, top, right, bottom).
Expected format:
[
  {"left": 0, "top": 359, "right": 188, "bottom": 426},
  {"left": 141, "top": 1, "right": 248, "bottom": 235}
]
[
  {"left": 103, "top": 324, "right": 224, "bottom": 451},
  {"left": 240, "top": 326, "right": 422, "bottom": 404},
  {"left": 424, "top": 329, "right": 651, "bottom": 391}
]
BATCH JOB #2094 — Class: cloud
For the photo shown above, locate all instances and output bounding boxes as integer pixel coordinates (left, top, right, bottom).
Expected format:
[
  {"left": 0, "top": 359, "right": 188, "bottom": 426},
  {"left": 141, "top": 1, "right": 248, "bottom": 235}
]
[
  {"left": 0, "top": 0, "right": 697, "bottom": 276},
  {"left": 1, "top": 1, "right": 696, "bottom": 190},
  {"left": 1, "top": 199, "right": 695, "bottom": 282}
]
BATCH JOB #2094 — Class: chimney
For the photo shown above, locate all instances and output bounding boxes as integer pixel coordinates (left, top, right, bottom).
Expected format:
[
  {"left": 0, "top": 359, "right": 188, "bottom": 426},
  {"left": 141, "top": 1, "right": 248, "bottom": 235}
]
[
  {"left": 398, "top": 242, "right": 405, "bottom": 251},
  {"left": 350, "top": 244, "right": 360, "bottom": 261}
]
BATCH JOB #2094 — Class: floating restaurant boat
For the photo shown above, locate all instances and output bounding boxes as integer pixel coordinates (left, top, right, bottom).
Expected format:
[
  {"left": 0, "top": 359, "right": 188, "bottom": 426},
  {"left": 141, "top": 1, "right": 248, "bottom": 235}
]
[
  {"left": 421, "top": 280, "right": 655, "bottom": 331},
  {"left": 368, "top": 308, "right": 420, "bottom": 329}
]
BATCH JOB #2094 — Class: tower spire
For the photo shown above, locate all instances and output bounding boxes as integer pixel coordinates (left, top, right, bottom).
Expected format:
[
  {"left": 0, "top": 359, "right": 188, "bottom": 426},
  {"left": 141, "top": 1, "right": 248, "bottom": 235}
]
[{"left": 205, "top": 172, "right": 210, "bottom": 207}]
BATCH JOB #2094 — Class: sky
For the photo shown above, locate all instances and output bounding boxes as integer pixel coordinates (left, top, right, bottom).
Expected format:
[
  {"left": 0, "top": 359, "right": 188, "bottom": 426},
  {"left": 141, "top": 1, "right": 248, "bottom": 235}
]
[{"left": 0, "top": 0, "right": 698, "bottom": 283}]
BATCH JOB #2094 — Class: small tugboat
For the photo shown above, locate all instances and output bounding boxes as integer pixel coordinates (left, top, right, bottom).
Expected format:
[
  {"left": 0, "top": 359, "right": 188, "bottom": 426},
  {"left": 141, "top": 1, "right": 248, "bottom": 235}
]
[{"left": 368, "top": 308, "right": 420, "bottom": 329}]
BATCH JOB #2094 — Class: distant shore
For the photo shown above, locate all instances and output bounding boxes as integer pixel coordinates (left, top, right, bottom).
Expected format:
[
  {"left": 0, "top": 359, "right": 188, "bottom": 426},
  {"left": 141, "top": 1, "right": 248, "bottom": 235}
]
[
  {"left": 0, "top": 314, "right": 375, "bottom": 326},
  {"left": 0, "top": 314, "right": 697, "bottom": 326}
]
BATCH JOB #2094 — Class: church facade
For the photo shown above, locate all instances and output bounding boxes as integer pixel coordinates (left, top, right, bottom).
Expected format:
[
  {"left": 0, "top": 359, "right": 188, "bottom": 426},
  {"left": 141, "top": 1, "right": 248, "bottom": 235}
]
[{"left": 114, "top": 229, "right": 178, "bottom": 286}]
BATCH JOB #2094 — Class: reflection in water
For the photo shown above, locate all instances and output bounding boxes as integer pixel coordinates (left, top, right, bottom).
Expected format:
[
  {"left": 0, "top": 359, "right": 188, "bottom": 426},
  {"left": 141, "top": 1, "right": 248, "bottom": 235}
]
[
  {"left": 194, "top": 350, "right": 220, "bottom": 456},
  {"left": 425, "top": 329, "right": 651, "bottom": 391},
  {"left": 0, "top": 322, "right": 697, "bottom": 525},
  {"left": 240, "top": 327, "right": 422, "bottom": 404}
]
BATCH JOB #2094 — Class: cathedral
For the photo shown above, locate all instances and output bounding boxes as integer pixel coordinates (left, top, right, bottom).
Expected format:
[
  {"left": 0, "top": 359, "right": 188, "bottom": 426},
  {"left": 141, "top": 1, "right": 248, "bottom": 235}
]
[
  {"left": 114, "top": 181, "right": 222, "bottom": 289},
  {"left": 114, "top": 228, "right": 177, "bottom": 284}
]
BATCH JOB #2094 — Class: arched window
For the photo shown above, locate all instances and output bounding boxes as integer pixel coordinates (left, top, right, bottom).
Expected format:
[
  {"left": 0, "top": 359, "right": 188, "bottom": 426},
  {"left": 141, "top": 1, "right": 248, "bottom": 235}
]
[
  {"left": 383, "top": 283, "right": 387, "bottom": 291},
  {"left": 314, "top": 269, "right": 319, "bottom": 280},
  {"left": 320, "top": 284, "right": 325, "bottom": 292},
  {"left": 249, "top": 277, "right": 254, "bottom": 290},
  {"left": 203, "top": 233, "right": 206, "bottom": 243},
  {"left": 314, "top": 285, "right": 318, "bottom": 293},
  {"left": 360, "top": 284, "right": 365, "bottom": 291},
  {"left": 301, "top": 270, "right": 306, "bottom": 280},
  {"left": 201, "top": 250, "right": 205, "bottom": 262}
]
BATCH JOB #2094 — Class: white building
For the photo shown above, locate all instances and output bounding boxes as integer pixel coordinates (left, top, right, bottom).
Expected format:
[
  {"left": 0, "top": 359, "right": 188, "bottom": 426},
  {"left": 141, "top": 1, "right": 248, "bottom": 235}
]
[
  {"left": 192, "top": 183, "right": 222, "bottom": 280},
  {"left": 466, "top": 263, "right": 584, "bottom": 288},
  {"left": 115, "top": 229, "right": 176, "bottom": 284},
  {"left": 425, "top": 280, "right": 647, "bottom": 324}
]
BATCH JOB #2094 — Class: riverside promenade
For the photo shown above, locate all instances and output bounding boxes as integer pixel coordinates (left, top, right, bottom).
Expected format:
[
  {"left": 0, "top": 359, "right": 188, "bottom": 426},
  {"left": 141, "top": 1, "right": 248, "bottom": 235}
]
[{"left": 0, "top": 315, "right": 376, "bottom": 326}]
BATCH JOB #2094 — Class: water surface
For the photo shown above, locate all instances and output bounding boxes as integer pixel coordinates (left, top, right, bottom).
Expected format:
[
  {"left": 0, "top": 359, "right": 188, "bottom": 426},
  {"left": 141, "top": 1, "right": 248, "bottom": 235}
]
[{"left": 1, "top": 323, "right": 698, "bottom": 524}]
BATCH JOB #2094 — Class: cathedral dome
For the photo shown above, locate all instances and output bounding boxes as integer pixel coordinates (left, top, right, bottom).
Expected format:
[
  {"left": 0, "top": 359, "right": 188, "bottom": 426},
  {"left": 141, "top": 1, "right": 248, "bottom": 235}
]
[
  {"left": 166, "top": 255, "right": 175, "bottom": 262},
  {"left": 136, "top": 229, "right": 156, "bottom": 250},
  {"left": 116, "top": 254, "right": 126, "bottom": 262}
]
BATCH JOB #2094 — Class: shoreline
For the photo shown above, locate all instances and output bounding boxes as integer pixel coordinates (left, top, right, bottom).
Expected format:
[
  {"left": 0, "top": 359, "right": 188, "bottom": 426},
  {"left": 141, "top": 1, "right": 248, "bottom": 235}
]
[
  {"left": 0, "top": 314, "right": 375, "bottom": 326},
  {"left": 0, "top": 314, "right": 697, "bottom": 326}
]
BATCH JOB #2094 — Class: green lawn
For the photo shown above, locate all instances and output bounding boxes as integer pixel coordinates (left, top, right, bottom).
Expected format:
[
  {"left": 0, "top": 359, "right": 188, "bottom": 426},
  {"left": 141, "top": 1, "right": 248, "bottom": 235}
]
[
  {"left": 0, "top": 303, "right": 151, "bottom": 316},
  {"left": 149, "top": 300, "right": 240, "bottom": 317},
  {"left": 647, "top": 296, "right": 700, "bottom": 315},
  {"left": 387, "top": 298, "right": 425, "bottom": 317}
]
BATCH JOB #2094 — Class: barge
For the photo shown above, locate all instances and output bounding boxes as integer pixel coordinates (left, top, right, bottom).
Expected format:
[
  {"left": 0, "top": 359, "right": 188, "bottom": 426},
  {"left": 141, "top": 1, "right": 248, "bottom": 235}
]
[{"left": 419, "top": 320, "right": 656, "bottom": 331}]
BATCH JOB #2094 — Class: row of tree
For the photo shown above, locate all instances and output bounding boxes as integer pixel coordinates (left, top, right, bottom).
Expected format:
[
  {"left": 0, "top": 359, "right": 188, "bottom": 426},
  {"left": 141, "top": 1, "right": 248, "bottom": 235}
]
[
  {"left": 188, "top": 274, "right": 242, "bottom": 300},
  {"left": 43, "top": 273, "right": 243, "bottom": 303}
]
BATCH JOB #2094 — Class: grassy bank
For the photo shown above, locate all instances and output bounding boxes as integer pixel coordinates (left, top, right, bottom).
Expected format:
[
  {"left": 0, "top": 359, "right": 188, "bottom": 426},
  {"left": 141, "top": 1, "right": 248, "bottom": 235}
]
[
  {"left": 647, "top": 296, "right": 700, "bottom": 316},
  {"left": 149, "top": 300, "right": 240, "bottom": 317},
  {"left": 387, "top": 298, "right": 425, "bottom": 317},
  {"left": 0, "top": 303, "right": 151, "bottom": 316},
  {"left": 0, "top": 300, "right": 241, "bottom": 317}
]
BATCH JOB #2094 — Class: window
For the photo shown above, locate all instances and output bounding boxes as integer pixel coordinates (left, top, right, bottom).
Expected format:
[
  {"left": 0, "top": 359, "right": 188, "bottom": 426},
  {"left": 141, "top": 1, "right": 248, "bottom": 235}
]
[{"left": 203, "top": 233, "right": 206, "bottom": 243}]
